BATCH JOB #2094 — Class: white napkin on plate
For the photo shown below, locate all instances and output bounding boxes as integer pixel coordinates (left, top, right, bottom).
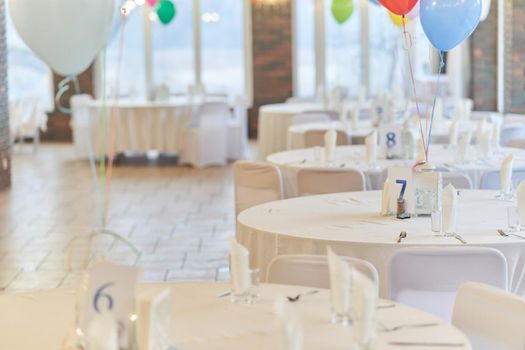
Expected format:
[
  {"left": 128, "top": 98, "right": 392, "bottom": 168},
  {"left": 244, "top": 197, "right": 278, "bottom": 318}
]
[
  {"left": 480, "top": 130, "right": 492, "bottom": 158},
  {"left": 492, "top": 121, "right": 501, "bottom": 149},
  {"left": 381, "top": 180, "right": 391, "bottom": 216},
  {"left": 500, "top": 154, "right": 514, "bottom": 194},
  {"left": 87, "top": 314, "right": 119, "bottom": 350},
  {"left": 365, "top": 131, "right": 377, "bottom": 165},
  {"left": 458, "top": 132, "right": 472, "bottom": 161},
  {"left": 324, "top": 129, "right": 337, "bottom": 163},
  {"left": 476, "top": 118, "right": 487, "bottom": 144},
  {"left": 229, "top": 238, "right": 251, "bottom": 294},
  {"left": 274, "top": 296, "right": 303, "bottom": 350},
  {"left": 448, "top": 120, "right": 460, "bottom": 146},
  {"left": 442, "top": 184, "right": 458, "bottom": 234},
  {"left": 351, "top": 269, "right": 377, "bottom": 349},
  {"left": 517, "top": 181, "right": 525, "bottom": 226},
  {"left": 327, "top": 247, "right": 350, "bottom": 315}
]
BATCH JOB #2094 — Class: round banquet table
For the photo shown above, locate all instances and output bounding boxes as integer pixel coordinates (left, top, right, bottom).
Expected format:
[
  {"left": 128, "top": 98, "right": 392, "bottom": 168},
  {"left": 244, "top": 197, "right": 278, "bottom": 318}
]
[
  {"left": 0, "top": 282, "right": 471, "bottom": 350},
  {"left": 237, "top": 190, "right": 525, "bottom": 297},
  {"left": 258, "top": 102, "right": 326, "bottom": 160},
  {"left": 267, "top": 144, "right": 525, "bottom": 197},
  {"left": 287, "top": 121, "right": 375, "bottom": 149}
]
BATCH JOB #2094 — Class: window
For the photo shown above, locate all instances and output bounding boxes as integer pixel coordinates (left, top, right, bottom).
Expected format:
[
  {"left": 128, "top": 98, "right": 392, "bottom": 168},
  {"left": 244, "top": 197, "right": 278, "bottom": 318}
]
[
  {"left": 294, "top": 0, "right": 316, "bottom": 97},
  {"left": 101, "top": 0, "right": 251, "bottom": 102},
  {"left": 6, "top": 4, "right": 52, "bottom": 110}
]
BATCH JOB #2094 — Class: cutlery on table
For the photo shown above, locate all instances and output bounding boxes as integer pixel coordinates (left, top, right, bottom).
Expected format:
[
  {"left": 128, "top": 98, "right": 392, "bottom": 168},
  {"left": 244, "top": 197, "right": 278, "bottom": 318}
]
[
  {"left": 286, "top": 289, "right": 319, "bottom": 302},
  {"left": 397, "top": 231, "right": 407, "bottom": 243},
  {"left": 216, "top": 290, "right": 231, "bottom": 298},
  {"left": 379, "top": 322, "right": 439, "bottom": 332},
  {"left": 388, "top": 341, "right": 465, "bottom": 347},
  {"left": 451, "top": 233, "right": 467, "bottom": 244},
  {"left": 498, "top": 229, "right": 525, "bottom": 240},
  {"left": 377, "top": 304, "right": 396, "bottom": 309}
]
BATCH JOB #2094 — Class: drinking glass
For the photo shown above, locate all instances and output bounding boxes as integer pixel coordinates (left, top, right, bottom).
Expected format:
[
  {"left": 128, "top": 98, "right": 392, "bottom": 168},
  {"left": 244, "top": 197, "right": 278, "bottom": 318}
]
[
  {"left": 330, "top": 281, "right": 351, "bottom": 326},
  {"left": 431, "top": 210, "right": 442, "bottom": 236},
  {"left": 230, "top": 268, "right": 259, "bottom": 304},
  {"left": 507, "top": 206, "right": 520, "bottom": 232}
]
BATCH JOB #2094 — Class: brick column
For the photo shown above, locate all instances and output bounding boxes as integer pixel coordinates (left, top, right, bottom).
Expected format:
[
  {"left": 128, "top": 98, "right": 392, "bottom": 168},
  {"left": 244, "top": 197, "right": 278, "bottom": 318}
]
[
  {"left": 509, "top": 0, "right": 525, "bottom": 113},
  {"left": 0, "top": 0, "right": 11, "bottom": 190},
  {"left": 42, "top": 66, "right": 94, "bottom": 142},
  {"left": 249, "top": 1, "right": 293, "bottom": 138}
]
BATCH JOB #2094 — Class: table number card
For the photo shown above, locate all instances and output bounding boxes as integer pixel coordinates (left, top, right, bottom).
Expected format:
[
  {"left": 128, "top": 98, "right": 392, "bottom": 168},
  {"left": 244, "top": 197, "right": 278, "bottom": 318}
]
[
  {"left": 81, "top": 261, "right": 140, "bottom": 347},
  {"left": 414, "top": 171, "right": 442, "bottom": 215},
  {"left": 379, "top": 123, "right": 404, "bottom": 159},
  {"left": 387, "top": 167, "right": 414, "bottom": 214}
]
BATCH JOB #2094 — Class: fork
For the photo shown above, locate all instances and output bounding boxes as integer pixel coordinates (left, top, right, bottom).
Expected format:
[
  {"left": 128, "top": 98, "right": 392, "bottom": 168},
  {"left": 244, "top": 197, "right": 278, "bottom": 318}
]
[
  {"left": 397, "top": 231, "right": 407, "bottom": 243},
  {"left": 498, "top": 229, "right": 525, "bottom": 240},
  {"left": 451, "top": 233, "right": 467, "bottom": 244},
  {"left": 380, "top": 322, "right": 439, "bottom": 332}
]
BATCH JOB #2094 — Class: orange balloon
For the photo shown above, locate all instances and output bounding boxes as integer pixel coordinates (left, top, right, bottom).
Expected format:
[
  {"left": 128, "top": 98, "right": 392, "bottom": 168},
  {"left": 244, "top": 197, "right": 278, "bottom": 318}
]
[{"left": 388, "top": 11, "right": 410, "bottom": 27}]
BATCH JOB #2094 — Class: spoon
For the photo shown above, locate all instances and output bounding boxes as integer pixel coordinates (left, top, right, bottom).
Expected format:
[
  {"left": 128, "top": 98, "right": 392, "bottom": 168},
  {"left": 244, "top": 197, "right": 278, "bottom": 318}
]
[
  {"left": 498, "top": 229, "right": 525, "bottom": 240},
  {"left": 286, "top": 289, "right": 319, "bottom": 302},
  {"left": 397, "top": 231, "right": 407, "bottom": 243}
]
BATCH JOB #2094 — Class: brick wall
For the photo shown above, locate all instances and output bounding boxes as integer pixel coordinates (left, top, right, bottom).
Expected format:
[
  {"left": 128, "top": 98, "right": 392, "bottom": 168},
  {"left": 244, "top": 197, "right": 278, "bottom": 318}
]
[
  {"left": 249, "top": 1, "right": 293, "bottom": 138},
  {"left": 0, "top": 0, "right": 10, "bottom": 190},
  {"left": 471, "top": 0, "right": 498, "bottom": 111},
  {"left": 509, "top": 0, "right": 525, "bottom": 113},
  {"left": 42, "top": 66, "right": 94, "bottom": 142}
]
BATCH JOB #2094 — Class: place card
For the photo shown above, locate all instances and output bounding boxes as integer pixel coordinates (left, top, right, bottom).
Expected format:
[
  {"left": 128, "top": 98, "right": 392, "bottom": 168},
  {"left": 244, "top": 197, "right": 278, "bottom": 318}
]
[
  {"left": 387, "top": 167, "right": 414, "bottom": 214},
  {"left": 379, "top": 123, "right": 404, "bottom": 159},
  {"left": 137, "top": 288, "right": 172, "bottom": 350},
  {"left": 414, "top": 171, "right": 442, "bottom": 215},
  {"left": 81, "top": 261, "right": 140, "bottom": 348}
]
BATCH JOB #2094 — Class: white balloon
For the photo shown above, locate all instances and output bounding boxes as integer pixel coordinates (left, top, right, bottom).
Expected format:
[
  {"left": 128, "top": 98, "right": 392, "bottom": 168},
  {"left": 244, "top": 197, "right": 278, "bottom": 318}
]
[
  {"left": 8, "top": 0, "right": 116, "bottom": 76},
  {"left": 480, "top": 0, "right": 491, "bottom": 21}
]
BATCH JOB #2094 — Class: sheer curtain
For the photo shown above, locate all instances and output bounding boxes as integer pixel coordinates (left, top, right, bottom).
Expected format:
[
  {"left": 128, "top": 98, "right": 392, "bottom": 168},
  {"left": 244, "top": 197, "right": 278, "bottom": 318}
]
[{"left": 294, "top": 0, "right": 316, "bottom": 98}]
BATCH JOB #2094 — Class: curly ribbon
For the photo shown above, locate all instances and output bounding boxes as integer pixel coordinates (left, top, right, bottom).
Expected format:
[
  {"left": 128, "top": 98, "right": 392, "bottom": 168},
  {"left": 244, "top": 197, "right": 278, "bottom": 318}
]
[
  {"left": 401, "top": 15, "right": 429, "bottom": 168},
  {"left": 426, "top": 51, "right": 446, "bottom": 160},
  {"left": 55, "top": 76, "right": 80, "bottom": 114}
]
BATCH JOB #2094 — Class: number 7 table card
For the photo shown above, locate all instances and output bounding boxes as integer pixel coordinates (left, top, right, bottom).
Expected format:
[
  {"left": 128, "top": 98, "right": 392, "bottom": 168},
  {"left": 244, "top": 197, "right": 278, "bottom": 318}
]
[
  {"left": 81, "top": 261, "right": 140, "bottom": 348},
  {"left": 387, "top": 167, "right": 414, "bottom": 215}
]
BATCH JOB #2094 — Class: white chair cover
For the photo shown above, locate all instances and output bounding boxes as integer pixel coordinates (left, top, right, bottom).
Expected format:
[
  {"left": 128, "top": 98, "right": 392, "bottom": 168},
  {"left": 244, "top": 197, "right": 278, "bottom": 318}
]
[
  {"left": 388, "top": 247, "right": 508, "bottom": 321},
  {"left": 442, "top": 172, "right": 473, "bottom": 189},
  {"left": 452, "top": 282, "right": 525, "bottom": 350},
  {"left": 303, "top": 129, "right": 348, "bottom": 148},
  {"left": 227, "top": 96, "right": 248, "bottom": 160},
  {"left": 233, "top": 161, "right": 284, "bottom": 217},
  {"left": 71, "top": 94, "right": 95, "bottom": 158},
  {"left": 297, "top": 167, "right": 366, "bottom": 196},
  {"left": 507, "top": 138, "right": 525, "bottom": 149},
  {"left": 500, "top": 123, "right": 525, "bottom": 147},
  {"left": 181, "top": 102, "right": 229, "bottom": 168},
  {"left": 286, "top": 96, "right": 317, "bottom": 104},
  {"left": 302, "top": 109, "right": 339, "bottom": 121},
  {"left": 291, "top": 113, "right": 331, "bottom": 126},
  {"left": 480, "top": 168, "right": 525, "bottom": 190},
  {"left": 266, "top": 254, "right": 379, "bottom": 289}
]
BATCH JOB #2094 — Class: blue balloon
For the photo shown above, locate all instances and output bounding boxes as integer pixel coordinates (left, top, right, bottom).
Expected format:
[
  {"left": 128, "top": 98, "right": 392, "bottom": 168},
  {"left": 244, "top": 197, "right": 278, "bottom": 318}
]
[
  {"left": 369, "top": 0, "right": 380, "bottom": 6},
  {"left": 420, "top": 0, "right": 481, "bottom": 52}
]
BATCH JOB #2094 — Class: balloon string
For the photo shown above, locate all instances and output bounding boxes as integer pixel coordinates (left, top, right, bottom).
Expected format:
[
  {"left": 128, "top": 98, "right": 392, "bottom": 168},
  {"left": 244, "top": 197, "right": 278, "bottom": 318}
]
[
  {"left": 104, "top": 13, "right": 128, "bottom": 225},
  {"left": 401, "top": 15, "right": 427, "bottom": 163},
  {"left": 426, "top": 51, "right": 445, "bottom": 160}
]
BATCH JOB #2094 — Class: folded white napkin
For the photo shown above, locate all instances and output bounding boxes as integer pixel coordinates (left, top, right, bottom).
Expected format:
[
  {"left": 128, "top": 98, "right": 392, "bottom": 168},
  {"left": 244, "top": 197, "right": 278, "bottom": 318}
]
[
  {"left": 442, "top": 184, "right": 458, "bottom": 234},
  {"left": 448, "top": 120, "right": 460, "bottom": 146},
  {"left": 351, "top": 269, "right": 377, "bottom": 349},
  {"left": 324, "top": 129, "right": 337, "bottom": 163},
  {"left": 458, "top": 132, "right": 472, "bottom": 161},
  {"left": 476, "top": 118, "right": 487, "bottom": 144},
  {"left": 492, "top": 121, "right": 501, "bottom": 149},
  {"left": 365, "top": 131, "right": 377, "bottom": 165},
  {"left": 351, "top": 104, "right": 360, "bottom": 130},
  {"left": 137, "top": 288, "right": 172, "bottom": 350},
  {"left": 274, "top": 297, "right": 303, "bottom": 350},
  {"left": 229, "top": 238, "right": 251, "bottom": 294},
  {"left": 339, "top": 101, "right": 348, "bottom": 126},
  {"left": 381, "top": 179, "right": 391, "bottom": 216},
  {"left": 87, "top": 314, "right": 119, "bottom": 350},
  {"left": 500, "top": 154, "right": 514, "bottom": 194},
  {"left": 518, "top": 181, "right": 525, "bottom": 226},
  {"left": 327, "top": 247, "right": 351, "bottom": 315},
  {"left": 480, "top": 130, "right": 492, "bottom": 158}
]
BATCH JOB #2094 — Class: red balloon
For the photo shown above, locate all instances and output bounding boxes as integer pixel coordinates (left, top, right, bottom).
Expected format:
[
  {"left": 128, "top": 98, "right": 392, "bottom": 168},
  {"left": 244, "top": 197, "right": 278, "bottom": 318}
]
[{"left": 378, "top": 0, "right": 418, "bottom": 15}]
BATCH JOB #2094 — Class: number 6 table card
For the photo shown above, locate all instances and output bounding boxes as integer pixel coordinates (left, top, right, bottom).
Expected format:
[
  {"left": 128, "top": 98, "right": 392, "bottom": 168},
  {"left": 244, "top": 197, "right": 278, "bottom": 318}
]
[{"left": 81, "top": 261, "right": 140, "bottom": 348}]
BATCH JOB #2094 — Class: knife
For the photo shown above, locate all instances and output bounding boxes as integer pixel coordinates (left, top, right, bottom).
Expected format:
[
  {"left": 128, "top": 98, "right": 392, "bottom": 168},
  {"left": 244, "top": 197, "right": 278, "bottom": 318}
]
[{"left": 389, "top": 341, "right": 464, "bottom": 347}]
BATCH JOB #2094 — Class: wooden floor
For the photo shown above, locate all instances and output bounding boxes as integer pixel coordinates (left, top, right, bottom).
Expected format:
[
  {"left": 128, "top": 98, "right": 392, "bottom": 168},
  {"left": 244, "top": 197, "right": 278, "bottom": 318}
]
[{"left": 0, "top": 143, "right": 250, "bottom": 291}]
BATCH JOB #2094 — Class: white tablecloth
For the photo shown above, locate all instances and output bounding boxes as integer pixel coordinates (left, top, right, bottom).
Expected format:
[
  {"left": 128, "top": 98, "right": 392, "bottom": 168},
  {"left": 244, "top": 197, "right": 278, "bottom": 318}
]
[
  {"left": 237, "top": 190, "right": 525, "bottom": 297},
  {"left": 267, "top": 144, "right": 525, "bottom": 197},
  {"left": 0, "top": 282, "right": 470, "bottom": 350},
  {"left": 258, "top": 102, "right": 324, "bottom": 160}
]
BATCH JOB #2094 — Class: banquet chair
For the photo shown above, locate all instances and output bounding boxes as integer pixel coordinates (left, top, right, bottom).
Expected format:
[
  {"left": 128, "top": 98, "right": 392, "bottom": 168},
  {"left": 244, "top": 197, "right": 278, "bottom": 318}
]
[
  {"left": 388, "top": 247, "right": 508, "bottom": 321},
  {"left": 71, "top": 94, "right": 97, "bottom": 158},
  {"left": 266, "top": 254, "right": 379, "bottom": 289},
  {"left": 303, "top": 109, "right": 339, "bottom": 121},
  {"left": 181, "top": 102, "right": 229, "bottom": 168},
  {"left": 442, "top": 172, "right": 472, "bottom": 189},
  {"left": 227, "top": 96, "right": 248, "bottom": 160},
  {"left": 297, "top": 168, "right": 366, "bottom": 196},
  {"left": 304, "top": 129, "right": 349, "bottom": 148},
  {"left": 452, "top": 282, "right": 525, "bottom": 350},
  {"left": 507, "top": 138, "right": 525, "bottom": 149},
  {"left": 480, "top": 168, "right": 525, "bottom": 190},
  {"left": 233, "top": 161, "right": 284, "bottom": 217},
  {"left": 291, "top": 112, "right": 331, "bottom": 126},
  {"left": 500, "top": 123, "right": 525, "bottom": 147}
]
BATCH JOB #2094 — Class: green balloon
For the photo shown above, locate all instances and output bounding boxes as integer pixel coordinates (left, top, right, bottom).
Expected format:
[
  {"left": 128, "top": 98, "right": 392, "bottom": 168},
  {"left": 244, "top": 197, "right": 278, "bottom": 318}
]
[
  {"left": 331, "top": 0, "right": 354, "bottom": 24},
  {"left": 156, "top": 0, "right": 176, "bottom": 25}
]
